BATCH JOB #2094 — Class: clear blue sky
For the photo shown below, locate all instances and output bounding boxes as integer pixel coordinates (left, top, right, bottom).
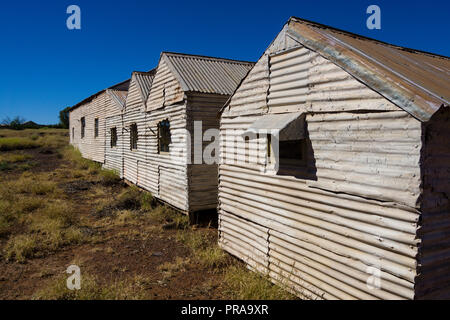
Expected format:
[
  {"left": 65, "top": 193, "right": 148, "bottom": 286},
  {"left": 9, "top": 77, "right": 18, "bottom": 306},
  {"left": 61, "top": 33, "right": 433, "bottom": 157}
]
[{"left": 0, "top": 0, "right": 448, "bottom": 124}]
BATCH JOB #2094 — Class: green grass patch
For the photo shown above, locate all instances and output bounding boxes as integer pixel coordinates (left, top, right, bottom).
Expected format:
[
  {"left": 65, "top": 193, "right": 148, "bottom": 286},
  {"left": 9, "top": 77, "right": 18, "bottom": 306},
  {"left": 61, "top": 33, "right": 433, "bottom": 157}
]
[
  {"left": 0, "top": 153, "right": 32, "bottom": 163},
  {"left": 0, "top": 161, "right": 14, "bottom": 171},
  {"left": 149, "top": 205, "right": 189, "bottom": 229},
  {"left": 0, "top": 212, "right": 15, "bottom": 238},
  {"left": 1, "top": 173, "right": 85, "bottom": 261},
  {"left": 32, "top": 274, "right": 150, "bottom": 300},
  {"left": 0, "top": 137, "right": 40, "bottom": 151},
  {"left": 1, "top": 173, "right": 58, "bottom": 196},
  {"left": 4, "top": 234, "right": 38, "bottom": 263},
  {"left": 62, "top": 146, "right": 101, "bottom": 174},
  {"left": 0, "top": 192, "right": 45, "bottom": 238},
  {"left": 99, "top": 169, "right": 121, "bottom": 186},
  {"left": 176, "top": 230, "right": 229, "bottom": 269},
  {"left": 140, "top": 192, "right": 157, "bottom": 211},
  {"left": 4, "top": 200, "right": 85, "bottom": 262},
  {"left": 0, "top": 153, "right": 33, "bottom": 172},
  {"left": 223, "top": 265, "right": 295, "bottom": 300}
]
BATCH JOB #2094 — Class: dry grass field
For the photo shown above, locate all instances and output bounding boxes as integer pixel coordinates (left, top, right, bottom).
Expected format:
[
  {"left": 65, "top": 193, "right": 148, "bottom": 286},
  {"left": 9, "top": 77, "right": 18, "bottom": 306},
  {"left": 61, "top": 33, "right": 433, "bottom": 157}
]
[{"left": 0, "top": 128, "right": 294, "bottom": 300}]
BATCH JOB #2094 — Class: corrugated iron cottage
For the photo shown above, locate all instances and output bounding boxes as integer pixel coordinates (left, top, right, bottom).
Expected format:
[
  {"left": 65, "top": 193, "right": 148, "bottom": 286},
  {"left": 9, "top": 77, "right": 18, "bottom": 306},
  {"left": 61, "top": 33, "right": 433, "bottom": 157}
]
[
  {"left": 69, "top": 80, "right": 130, "bottom": 164},
  {"left": 119, "top": 71, "right": 156, "bottom": 180},
  {"left": 125, "top": 52, "right": 253, "bottom": 214},
  {"left": 218, "top": 17, "right": 450, "bottom": 299},
  {"left": 70, "top": 52, "right": 253, "bottom": 217}
]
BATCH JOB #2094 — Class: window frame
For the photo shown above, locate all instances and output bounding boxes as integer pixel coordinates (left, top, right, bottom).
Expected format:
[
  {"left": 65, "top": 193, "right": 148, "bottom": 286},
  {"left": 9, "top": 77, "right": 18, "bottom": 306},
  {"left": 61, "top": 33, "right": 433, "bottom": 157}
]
[
  {"left": 130, "top": 123, "right": 138, "bottom": 151},
  {"left": 110, "top": 127, "right": 118, "bottom": 148},
  {"left": 267, "top": 135, "right": 307, "bottom": 170},
  {"left": 80, "top": 117, "right": 85, "bottom": 139},
  {"left": 157, "top": 119, "right": 171, "bottom": 154},
  {"left": 94, "top": 118, "right": 99, "bottom": 138}
]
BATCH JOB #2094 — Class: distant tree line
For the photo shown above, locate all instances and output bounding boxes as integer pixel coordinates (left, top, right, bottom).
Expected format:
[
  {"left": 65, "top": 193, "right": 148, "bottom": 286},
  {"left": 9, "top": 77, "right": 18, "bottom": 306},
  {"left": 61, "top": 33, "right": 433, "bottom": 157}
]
[
  {"left": 1, "top": 107, "right": 71, "bottom": 130},
  {"left": 59, "top": 107, "right": 70, "bottom": 129}
]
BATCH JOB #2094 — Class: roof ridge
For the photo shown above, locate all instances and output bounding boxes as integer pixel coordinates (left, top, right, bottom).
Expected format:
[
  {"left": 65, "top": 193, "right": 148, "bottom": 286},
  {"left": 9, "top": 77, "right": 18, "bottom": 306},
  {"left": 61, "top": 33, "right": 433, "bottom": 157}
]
[
  {"left": 290, "top": 16, "right": 450, "bottom": 60},
  {"left": 108, "top": 78, "right": 131, "bottom": 89},
  {"left": 162, "top": 51, "right": 255, "bottom": 65},
  {"left": 132, "top": 68, "right": 157, "bottom": 75},
  {"left": 132, "top": 71, "right": 152, "bottom": 74}
]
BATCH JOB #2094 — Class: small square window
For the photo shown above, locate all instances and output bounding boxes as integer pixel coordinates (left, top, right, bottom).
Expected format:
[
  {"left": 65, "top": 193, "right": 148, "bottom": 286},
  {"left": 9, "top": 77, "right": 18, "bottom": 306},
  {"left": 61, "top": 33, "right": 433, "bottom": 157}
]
[{"left": 268, "top": 136, "right": 306, "bottom": 169}]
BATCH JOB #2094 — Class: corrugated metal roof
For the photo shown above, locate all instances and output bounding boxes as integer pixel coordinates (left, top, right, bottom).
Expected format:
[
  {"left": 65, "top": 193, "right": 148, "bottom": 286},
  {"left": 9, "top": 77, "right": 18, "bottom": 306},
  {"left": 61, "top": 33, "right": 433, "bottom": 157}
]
[
  {"left": 110, "top": 79, "right": 130, "bottom": 92},
  {"left": 162, "top": 52, "right": 254, "bottom": 95},
  {"left": 70, "top": 79, "right": 131, "bottom": 111},
  {"left": 133, "top": 70, "right": 156, "bottom": 102},
  {"left": 286, "top": 17, "right": 450, "bottom": 122}
]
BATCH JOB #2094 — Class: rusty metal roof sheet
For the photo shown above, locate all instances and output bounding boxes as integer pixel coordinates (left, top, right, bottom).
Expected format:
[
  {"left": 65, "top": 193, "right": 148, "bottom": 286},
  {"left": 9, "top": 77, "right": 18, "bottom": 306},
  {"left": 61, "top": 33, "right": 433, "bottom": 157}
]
[
  {"left": 287, "top": 17, "right": 450, "bottom": 122},
  {"left": 162, "top": 52, "right": 254, "bottom": 95}
]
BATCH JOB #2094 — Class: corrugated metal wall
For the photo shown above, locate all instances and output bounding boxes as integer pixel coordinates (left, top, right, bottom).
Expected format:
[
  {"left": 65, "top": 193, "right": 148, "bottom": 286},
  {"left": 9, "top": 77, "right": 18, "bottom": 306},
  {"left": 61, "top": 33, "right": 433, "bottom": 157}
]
[
  {"left": 417, "top": 107, "right": 450, "bottom": 299},
  {"left": 186, "top": 93, "right": 229, "bottom": 212},
  {"left": 140, "top": 56, "right": 244, "bottom": 213},
  {"left": 72, "top": 55, "right": 251, "bottom": 215},
  {"left": 218, "top": 33, "right": 423, "bottom": 299},
  {"left": 147, "top": 58, "right": 184, "bottom": 112},
  {"left": 123, "top": 77, "right": 151, "bottom": 186},
  {"left": 66, "top": 25, "right": 447, "bottom": 299},
  {"left": 69, "top": 93, "right": 108, "bottom": 163},
  {"left": 134, "top": 72, "right": 154, "bottom": 102},
  {"left": 267, "top": 47, "right": 398, "bottom": 115},
  {"left": 120, "top": 67, "right": 190, "bottom": 211},
  {"left": 69, "top": 90, "right": 125, "bottom": 164},
  {"left": 104, "top": 114, "right": 124, "bottom": 177},
  {"left": 145, "top": 102, "right": 190, "bottom": 211},
  {"left": 140, "top": 57, "right": 190, "bottom": 211}
]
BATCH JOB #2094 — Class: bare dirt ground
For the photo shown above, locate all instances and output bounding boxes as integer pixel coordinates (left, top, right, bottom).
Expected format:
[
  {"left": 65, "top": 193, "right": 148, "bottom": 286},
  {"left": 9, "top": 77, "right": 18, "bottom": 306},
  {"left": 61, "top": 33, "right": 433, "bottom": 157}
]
[{"left": 0, "top": 129, "right": 294, "bottom": 300}]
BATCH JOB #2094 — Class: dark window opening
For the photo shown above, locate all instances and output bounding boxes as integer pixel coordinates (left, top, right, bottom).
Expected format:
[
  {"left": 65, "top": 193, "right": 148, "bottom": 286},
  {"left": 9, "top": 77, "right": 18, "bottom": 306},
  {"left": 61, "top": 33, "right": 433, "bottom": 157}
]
[
  {"left": 81, "top": 117, "right": 85, "bottom": 139},
  {"left": 244, "top": 135, "right": 250, "bottom": 163},
  {"left": 130, "top": 123, "right": 138, "bottom": 150},
  {"left": 269, "top": 137, "right": 306, "bottom": 168},
  {"left": 110, "top": 127, "right": 117, "bottom": 148},
  {"left": 279, "top": 140, "right": 305, "bottom": 163},
  {"left": 94, "top": 118, "right": 99, "bottom": 138},
  {"left": 72, "top": 127, "right": 74, "bottom": 140},
  {"left": 158, "top": 120, "right": 171, "bottom": 153}
]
